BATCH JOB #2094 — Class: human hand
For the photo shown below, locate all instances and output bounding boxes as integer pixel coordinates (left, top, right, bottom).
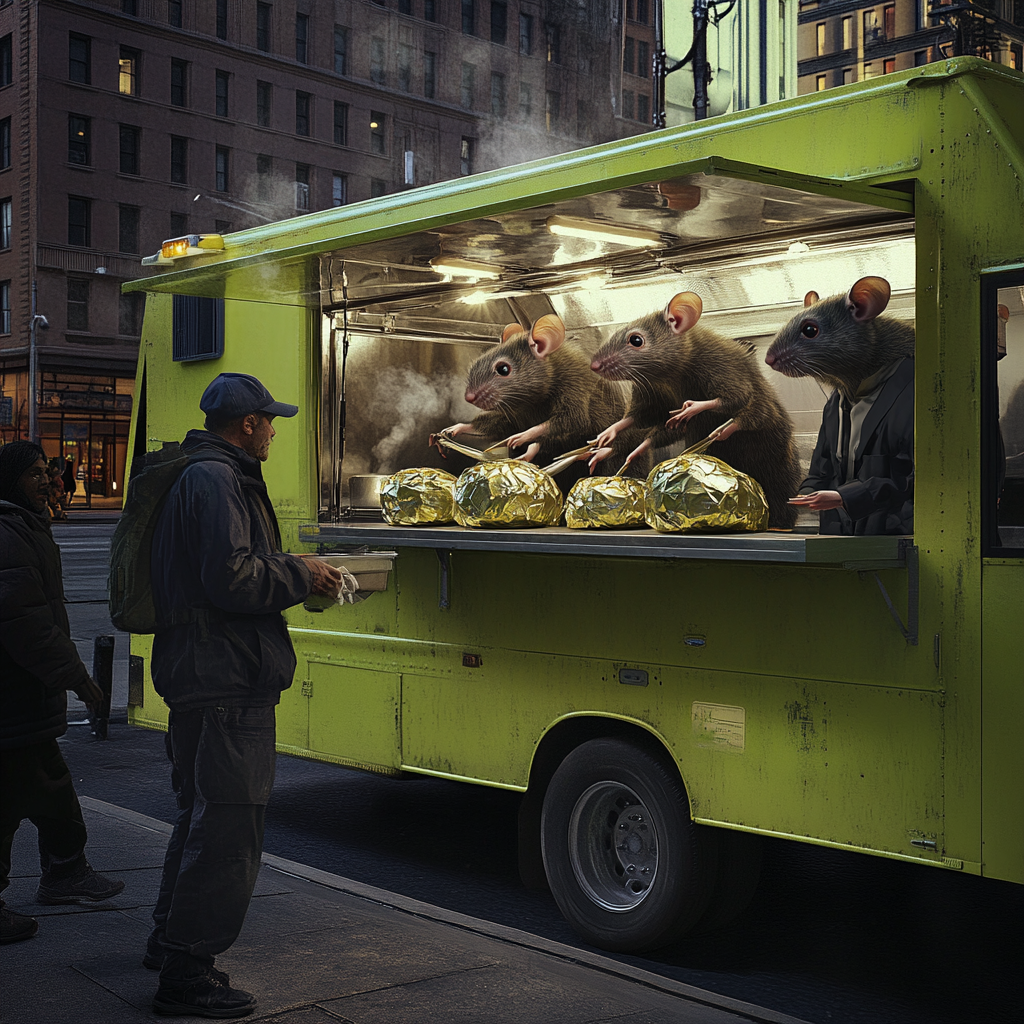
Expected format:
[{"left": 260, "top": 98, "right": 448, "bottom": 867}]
[
  {"left": 305, "top": 557, "right": 345, "bottom": 599},
  {"left": 788, "top": 490, "right": 844, "bottom": 511},
  {"left": 73, "top": 676, "right": 104, "bottom": 705}
]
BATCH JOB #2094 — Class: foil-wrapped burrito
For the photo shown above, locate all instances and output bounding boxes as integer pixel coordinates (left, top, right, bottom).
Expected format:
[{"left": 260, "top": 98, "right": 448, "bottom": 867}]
[
  {"left": 454, "top": 460, "right": 563, "bottom": 528},
  {"left": 565, "top": 475, "right": 646, "bottom": 529},
  {"left": 380, "top": 468, "right": 457, "bottom": 526},
  {"left": 645, "top": 454, "right": 769, "bottom": 533}
]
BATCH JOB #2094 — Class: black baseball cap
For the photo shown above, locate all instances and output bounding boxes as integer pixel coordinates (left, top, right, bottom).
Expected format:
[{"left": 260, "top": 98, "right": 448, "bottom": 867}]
[{"left": 200, "top": 373, "right": 299, "bottom": 420}]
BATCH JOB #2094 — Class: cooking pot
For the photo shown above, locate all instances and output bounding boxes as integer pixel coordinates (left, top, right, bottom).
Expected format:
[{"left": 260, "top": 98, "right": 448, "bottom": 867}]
[{"left": 348, "top": 474, "right": 389, "bottom": 508}]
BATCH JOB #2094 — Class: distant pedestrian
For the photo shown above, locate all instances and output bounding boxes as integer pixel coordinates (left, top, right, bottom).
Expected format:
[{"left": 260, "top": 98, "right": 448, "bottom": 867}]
[
  {"left": 61, "top": 457, "right": 76, "bottom": 507},
  {"left": 145, "top": 374, "right": 353, "bottom": 1018},
  {"left": 0, "top": 441, "right": 125, "bottom": 946},
  {"left": 46, "top": 460, "right": 67, "bottom": 521}
]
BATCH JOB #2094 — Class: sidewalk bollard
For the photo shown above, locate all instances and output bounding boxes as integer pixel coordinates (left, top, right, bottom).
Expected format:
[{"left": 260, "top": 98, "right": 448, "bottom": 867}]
[{"left": 91, "top": 635, "right": 114, "bottom": 740}]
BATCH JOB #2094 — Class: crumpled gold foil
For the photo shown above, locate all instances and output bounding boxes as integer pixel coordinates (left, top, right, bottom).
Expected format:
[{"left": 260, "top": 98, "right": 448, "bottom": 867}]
[
  {"left": 644, "top": 454, "right": 769, "bottom": 533},
  {"left": 565, "top": 476, "right": 647, "bottom": 529},
  {"left": 380, "top": 468, "right": 457, "bottom": 526},
  {"left": 453, "top": 460, "right": 563, "bottom": 528}
]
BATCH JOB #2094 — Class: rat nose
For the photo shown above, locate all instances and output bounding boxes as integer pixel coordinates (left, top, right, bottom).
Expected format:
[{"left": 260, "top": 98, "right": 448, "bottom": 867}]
[
  {"left": 465, "top": 389, "right": 477, "bottom": 404},
  {"left": 764, "top": 351, "right": 775, "bottom": 366},
  {"left": 590, "top": 358, "right": 603, "bottom": 373}
]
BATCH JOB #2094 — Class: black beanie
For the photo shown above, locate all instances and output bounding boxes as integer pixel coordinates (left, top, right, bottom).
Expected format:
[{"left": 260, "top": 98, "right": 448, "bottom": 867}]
[{"left": 0, "top": 440, "right": 47, "bottom": 502}]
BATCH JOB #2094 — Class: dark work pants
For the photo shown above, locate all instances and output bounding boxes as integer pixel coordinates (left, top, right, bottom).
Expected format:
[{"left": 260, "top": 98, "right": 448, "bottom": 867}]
[
  {"left": 151, "top": 706, "right": 276, "bottom": 982},
  {"left": 0, "top": 739, "right": 89, "bottom": 894}
]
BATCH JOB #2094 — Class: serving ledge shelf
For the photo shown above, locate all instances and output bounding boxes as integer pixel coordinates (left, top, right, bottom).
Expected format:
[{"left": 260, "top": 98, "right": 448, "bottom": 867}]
[{"left": 299, "top": 521, "right": 910, "bottom": 567}]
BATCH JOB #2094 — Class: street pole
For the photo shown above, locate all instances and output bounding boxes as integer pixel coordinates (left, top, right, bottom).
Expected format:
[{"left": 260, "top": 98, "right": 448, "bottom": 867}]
[
  {"left": 692, "top": 0, "right": 711, "bottom": 122},
  {"left": 28, "top": 279, "right": 38, "bottom": 444}
]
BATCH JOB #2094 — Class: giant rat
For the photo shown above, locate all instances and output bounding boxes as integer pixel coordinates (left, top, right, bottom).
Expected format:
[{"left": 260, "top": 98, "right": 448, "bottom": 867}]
[
  {"left": 764, "top": 276, "right": 916, "bottom": 533},
  {"left": 589, "top": 291, "right": 801, "bottom": 529},
  {"left": 436, "top": 314, "right": 627, "bottom": 485}
]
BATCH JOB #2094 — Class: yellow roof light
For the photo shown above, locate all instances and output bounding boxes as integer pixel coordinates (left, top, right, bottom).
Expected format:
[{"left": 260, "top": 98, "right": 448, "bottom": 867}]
[{"left": 142, "top": 234, "right": 225, "bottom": 266}]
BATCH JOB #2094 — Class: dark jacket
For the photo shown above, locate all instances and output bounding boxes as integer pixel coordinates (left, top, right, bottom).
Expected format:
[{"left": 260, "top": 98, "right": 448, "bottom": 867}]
[
  {"left": 800, "top": 357, "right": 914, "bottom": 536},
  {"left": 0, "top": 500, "right": 91, "bottom": 749},
  {"left": 150, "top": 430, "right": 312, "bottom": 710}
]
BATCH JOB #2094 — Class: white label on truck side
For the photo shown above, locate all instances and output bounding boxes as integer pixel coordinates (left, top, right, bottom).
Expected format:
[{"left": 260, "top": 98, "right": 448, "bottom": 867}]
[{"left": 692, "top": 702, "right": 745, "bottom": 752}]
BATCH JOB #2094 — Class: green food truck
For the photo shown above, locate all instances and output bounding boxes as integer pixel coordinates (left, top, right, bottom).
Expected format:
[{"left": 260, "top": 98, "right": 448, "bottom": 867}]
[{"left": 124, "top": 58, "right": 1023, "bottom": 954}]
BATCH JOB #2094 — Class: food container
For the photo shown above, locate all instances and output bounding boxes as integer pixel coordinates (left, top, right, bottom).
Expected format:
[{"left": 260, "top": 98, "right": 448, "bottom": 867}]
[
  {"left": 453, "top": 460, "right": 563, "bottom": 528},
  {"left": 300, "top": 551, "right": 397, "bottom": 610},
  {"left": 348, "top": 474, "right": 389, "bottom": 509},
  {"left": 565, "top": 475, "right": 647, "bottom": 529}
]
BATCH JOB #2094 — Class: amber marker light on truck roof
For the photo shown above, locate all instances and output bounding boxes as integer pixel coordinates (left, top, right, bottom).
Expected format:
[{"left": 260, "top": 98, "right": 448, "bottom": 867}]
[
  {"left": 141, "top": 234, "right": 225, "bottom": 266},
  {"left": 546, "top": 216, "right": 665, "bottom": 248}
]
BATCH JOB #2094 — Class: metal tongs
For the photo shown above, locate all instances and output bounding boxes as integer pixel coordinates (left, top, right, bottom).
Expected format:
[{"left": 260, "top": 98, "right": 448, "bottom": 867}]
[
  {"left": 429, "top": 431, "right": 506, "bottom": 462},
  {"left": 679, "top": 418, "right": 735, "bottom": 457}
]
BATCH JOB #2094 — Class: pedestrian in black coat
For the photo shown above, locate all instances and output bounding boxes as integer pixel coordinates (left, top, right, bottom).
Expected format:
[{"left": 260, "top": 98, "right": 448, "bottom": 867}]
[
  {"left": 144, "top": 374, "right": 349, "bottom": 1020},
  {"left": 0, "top": 441, "right": 124, "bottom": 946}
]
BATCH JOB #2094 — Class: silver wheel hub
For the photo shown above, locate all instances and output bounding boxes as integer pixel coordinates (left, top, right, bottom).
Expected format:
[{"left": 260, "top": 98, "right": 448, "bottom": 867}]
[{"left": 568, "top": 781, "right": 658, "bottom": 912}]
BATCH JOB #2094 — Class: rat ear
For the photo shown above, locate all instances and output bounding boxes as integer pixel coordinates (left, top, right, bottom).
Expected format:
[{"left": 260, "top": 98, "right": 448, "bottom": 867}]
[
  {"left": 528, "top": 315, "right": 565, "bottom": 359},
  {"left": 664, "top": 292, "right": 702, "bottom": 335},
  {"left": 846, "top": 277, "right": 891, "bottom": 322},
  {"left": 501, "top": 322, "right": 524, "bottom": 343},
  {"left": 803, "top": 291, "right": 819, "bottom": 307}
]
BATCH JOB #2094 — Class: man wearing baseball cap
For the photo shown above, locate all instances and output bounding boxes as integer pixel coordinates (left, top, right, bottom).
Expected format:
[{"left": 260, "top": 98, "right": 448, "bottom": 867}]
[{"left": 144, "top": 373, "right": 350, "bottom": 1018}]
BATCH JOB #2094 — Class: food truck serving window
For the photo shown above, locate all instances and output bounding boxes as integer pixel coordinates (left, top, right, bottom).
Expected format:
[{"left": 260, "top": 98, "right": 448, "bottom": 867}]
[{"left": 983, "top": 268, "right": 1024, "bottom": 557}]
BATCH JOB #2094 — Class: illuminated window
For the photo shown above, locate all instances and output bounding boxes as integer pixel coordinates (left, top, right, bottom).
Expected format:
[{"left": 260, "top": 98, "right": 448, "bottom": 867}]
[
  {"left": 68, "top": 114, "right": 90, "bottom": 165},
  {"left": 816, "top": 23, "right": 825, "bottom": 57},
  {"left": 816, "top": 74, "right": 827, "bottom": 91},
  {"left": 119, "top": 47, "right": 139, "bottom": 96},
  {"left": 370, "top": 111, "right": 386, "bottom": 154}
]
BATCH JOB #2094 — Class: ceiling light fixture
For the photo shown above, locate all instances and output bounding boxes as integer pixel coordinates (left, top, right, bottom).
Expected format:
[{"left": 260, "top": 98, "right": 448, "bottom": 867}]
[
  {"left": 546, "top": 215, "right": 665, "bottom": 248},
  {"left": 429, "top": 257, "right": 502, "bottom": 280}
]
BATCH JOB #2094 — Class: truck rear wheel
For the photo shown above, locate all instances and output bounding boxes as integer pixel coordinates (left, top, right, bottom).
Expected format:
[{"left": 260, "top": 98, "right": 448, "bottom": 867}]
[{"left": 540, "top": 737, "right": 714, "bottom": 953}]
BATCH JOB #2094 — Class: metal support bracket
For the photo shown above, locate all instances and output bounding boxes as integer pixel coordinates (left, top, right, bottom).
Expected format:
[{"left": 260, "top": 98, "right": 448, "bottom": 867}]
[
  {"left": 435, "top": 549, "right": 451, "bottom": 610},
  {"left": 845, "top": 541, "right": 918, "bottom": 645}
]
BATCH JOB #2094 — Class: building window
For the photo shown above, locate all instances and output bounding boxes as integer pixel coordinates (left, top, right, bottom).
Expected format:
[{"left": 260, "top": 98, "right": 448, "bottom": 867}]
[
  {"left": 0, "top": 281, "right": 9, "bottom": 335},
  {"left": 122, "top": 1, "right": 138, "bottom": 15},
  {"left": 843, "top": 67, "right": 854, "bottom": 84},
  {"left": 256, "top": 81, "right": 272, "bottom": 127},
  {"left": 460, "top": 136, "right": 474, "bottom": 175},
  {"left": 491, "top": 2, "right": 507, "bottom": 45},
  {"left": 816, "top": 74, "right": 827, "bottom": 91},
  {"left": 215, "top": 147, "right": 229, "bottom": 192},
  {"left": 370, "top": 179, "right": 387, "bottom": 198},
  {"left": 296, "top": 12, "right": 308, "bottom": 63},
  {"left": 119, "top": 292, "right": 145, "bottom": 336},
  {"left": 68, "top": 114, "right": 90, "bottom": 165},
  {"left": 334, "top": 25, "right": 348, "bottom": 74},
  {"left": 637, "top": 92, "right": 649, "bottom": 123},
  {"left": 67, "top": 278, "right": 90, "bottom": 331},
  {"left": 118, "top": 204, "right": 140, "bottom": 254},
  {"left": 256, "top": 154, "right": 272, "bottom": 200},
  {"left": 370, "top": 111, "right": 385, "bottom": 155},
  {"left": 624, "top": 36, "right": 634, "bottom": 75},
  {"left": 816, "top": 23, "right": 826, "bottom": 57},
  {"left": 170, "top": 211, "right": 188, "bottom": 236},
  {"left": 545, "top": 23, "right": 560, "bottom": 63},
  {"left": 333, "top": 101, "right": 348, "bottom": 145},
  {"left": 621, "top": 89, "right": 634, "bottom": 119},
  {"left": 399, "top": 44, "right": 413, "bottom": 91},
  {"left": 216, "top": 0, "right": 228, "bottom": 40},
  {"left": 168, "top": 0, "right": 182, "bottom": 28},
  {"left": 69, "top": 33, "right": 91, "bottom": 84},
  {"left": 884, "top": 4, "right": 896, "bottom": 40},
  {"left": 863, "top": 10, "right": 880, "bottom": 44},
  {"left": 519, "top": 82, "right": 532, "bottom": 117},
  {"left": 0, "top": 34, "right": 11, "bottom": 86},
  {"left": 863, "top": 61, "right": 875, "bottom": 79},
  {"left": 545, "top": 90, "right": 560, "bottom": 130},
  {"left": 170, "top": 136, "right": 188, "bottom": 183},
  {"left": 215, "top": 70, "right": 229, "bottom": 117},
  {"left": 256, "top": 3, "right": 271, "bottom": 52},
  {"left": 0, "top": 197, "right": 10, "bottom": 250},
  {"left": 170, "top": 59, "right": 188, "bottom": 106},
  {"left": 295, "top": 91, "right": 310, "bottom": 136},
  {"left": 1010, "top": 44, "right": 1022, "bottom": 71},
  {"left": 332, "top": 172, "right": 347, "bottom": 206},
  {"left": 490, "top": 72, "right": 506, "bottom": 116},
  {"left": 398, "top": 0, "right": 411, "bottom": 13},
  {"left": 462, "top": 0, "right": 475, "bottom": 35},
  {"left": 424, "top": 0, "right": 436, "bottom": 21},
  {"left": 884, "top": 57, "right": 896, "bottom": 74},
  {"left": 119, "top": 124, "right": 140, "bottom": 175},
  {"left": 914, "top": 49, "right": 930, "bottom": 66},
  {"left": 460, "top": 62, "right": 475, "bottom": 108},
  {"left": 295, "top": 163, "right": 310, "bottom": 211},
  {"left": 637, "top": 40, "right": 649, "bottom": 78},
  {"left": 626, "top": 0, "right": 649, "bottom": 23},
  {"left": 842, "top": 16, "right": 853, "bottom": 50},
  {"left": 0, "top": 118, "right": 9, "bottom": 168},
  {"left": 119, "top": 47, "right": 139, "bottom": 95},
  {"left": 424, "top": 51, "right": 436, "bottom": 98},
  {"left": 370, "top": 38, "right": 385, "bottom": 84},
  {"left": 519, "top": 13, "right": 532, "bottom": 54}
]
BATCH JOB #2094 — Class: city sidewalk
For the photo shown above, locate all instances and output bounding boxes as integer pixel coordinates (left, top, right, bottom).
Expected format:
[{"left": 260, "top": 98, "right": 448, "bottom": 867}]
[{"left": 3, "top": 797, "right": 809, "bottom": 1024}]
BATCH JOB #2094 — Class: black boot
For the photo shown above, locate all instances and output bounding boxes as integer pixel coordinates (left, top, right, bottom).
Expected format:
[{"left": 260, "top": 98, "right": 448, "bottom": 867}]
[
  {"left": 1, "top": 900, "right": 39, "bottom": 945},
  {"left": 154, "top": 953, "right": 255, "bottom": 1019}
]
